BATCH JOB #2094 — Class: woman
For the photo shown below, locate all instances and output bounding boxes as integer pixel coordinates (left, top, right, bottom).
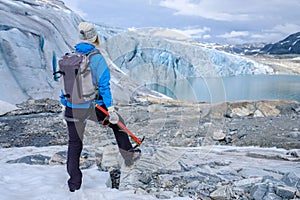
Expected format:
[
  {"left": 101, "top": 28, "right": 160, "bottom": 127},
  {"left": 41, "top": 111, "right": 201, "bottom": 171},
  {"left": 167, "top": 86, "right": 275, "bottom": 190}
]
[{"left": 60, "top": 22, "right": 141, "bottom": 192}]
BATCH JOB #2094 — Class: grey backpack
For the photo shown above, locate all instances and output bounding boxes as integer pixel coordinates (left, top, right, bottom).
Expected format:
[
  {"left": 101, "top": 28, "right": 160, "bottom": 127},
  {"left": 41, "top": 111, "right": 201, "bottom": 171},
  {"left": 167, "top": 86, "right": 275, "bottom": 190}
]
[{"left": 56, "top": 51, "right": 99, "bottom": 104}]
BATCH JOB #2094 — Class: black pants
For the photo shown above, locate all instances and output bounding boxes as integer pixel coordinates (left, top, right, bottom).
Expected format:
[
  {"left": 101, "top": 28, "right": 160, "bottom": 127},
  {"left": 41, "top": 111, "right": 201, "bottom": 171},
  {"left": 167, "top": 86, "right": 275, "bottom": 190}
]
[{"left": 64, "top": 104, "right": 133, "bottom": 191}]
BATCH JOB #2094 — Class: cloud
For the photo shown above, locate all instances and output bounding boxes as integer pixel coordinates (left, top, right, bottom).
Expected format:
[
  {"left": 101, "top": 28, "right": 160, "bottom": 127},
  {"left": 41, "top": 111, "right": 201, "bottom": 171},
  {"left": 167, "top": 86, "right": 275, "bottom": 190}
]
[
  {"left": 173, "top": 27, "right": 211, "bottom": 39},
  {"left": 217, "top": 23, "right": 300, "bottom": 44},
  {"left": 159, "top": 0, "right": 253, "bottom": 21},
  {"left": 159, "top": 0, "right": 300, "bottom": 23},
  {"left": 203, "top": 34, "right": 211, "bottom": 39},
  {"left": 268, "top": 23, "right": 300, "bottom": 36},
  {"left": 217, "top": 31, "right": 250, "bottom": 39},
  {"left": 241, "top": 23, "right": 300, "bottom": 44},
  {"left": 217, "top": 31, "right": 262, "bottom": 44},
  {"left": 158, "top": 0, "right": 300, "bottom": 43},
  {"left": 253, "top": 23, "right": 300, "bottom": 43}
]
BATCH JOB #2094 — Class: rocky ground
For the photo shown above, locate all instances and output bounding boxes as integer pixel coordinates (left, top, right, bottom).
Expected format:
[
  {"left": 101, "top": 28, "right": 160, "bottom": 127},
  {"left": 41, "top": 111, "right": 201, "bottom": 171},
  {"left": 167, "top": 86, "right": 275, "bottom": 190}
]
[
  {"left": 0, "top": 98, "right": 300, "bottom": 199},
  {"left": 249, "top": 54, "right": 300, "bottom": 75}
]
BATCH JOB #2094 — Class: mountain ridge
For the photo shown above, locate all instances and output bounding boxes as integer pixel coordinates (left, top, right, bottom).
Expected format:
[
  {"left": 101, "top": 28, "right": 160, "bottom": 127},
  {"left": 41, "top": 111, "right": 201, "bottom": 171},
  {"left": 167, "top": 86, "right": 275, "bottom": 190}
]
[
  {"left": 260, "top": 32, "right": 300, "bottom": 54},
  {"left": 212, "top": 32, "right": 300, "bottom": 55}
]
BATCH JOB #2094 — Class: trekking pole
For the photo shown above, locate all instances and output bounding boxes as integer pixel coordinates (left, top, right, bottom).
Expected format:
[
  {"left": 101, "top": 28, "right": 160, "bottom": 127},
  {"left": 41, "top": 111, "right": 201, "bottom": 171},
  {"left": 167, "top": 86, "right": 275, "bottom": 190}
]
[{"left": 95, "top": 104, "right": 144, "bottom": 148}]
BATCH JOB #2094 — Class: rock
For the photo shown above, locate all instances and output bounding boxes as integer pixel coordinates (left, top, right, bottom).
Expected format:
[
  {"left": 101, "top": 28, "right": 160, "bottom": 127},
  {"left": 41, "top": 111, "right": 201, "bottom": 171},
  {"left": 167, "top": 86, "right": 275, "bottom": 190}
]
[
  {"left": 226, "top": 101, "right": 288, "bottom": 118},
  {"left": 229, "top": 128, "right": 238, "bottom": 135},
  {"left": 213, "top": 130, "right": 226, "bottom": 141},
  {"left": 95, "top": 152, "right": 103, "bottom": 168},
  {"left": 49, "top": 149, "right": 96, "bottom": 169},
  {"left": 0, "top": 143, "right": 11, "bottom": 148},
  {"left": 231, "top": 187, "right": 248, "bottom": 199},
  {"left": 169, "top": 137, "right": 194, "bottom": 147},
  {"left": 8, "top": 99, "right": 62, "bottom": 115},
  {"left": 119, "top": 147, "right": 184, "bottom": 192},
  {"left": 287, "top": 149, "right": 300, "bottom": 158},
  {"left": 231, "top": 102, "right": 256, "bottom": 117},
  {"left": 49, "top": 151, "right": 67, "bottom": 165},
  {"left": 287, "top": 131, "right": 300, "bottom": 139},
  {"left": 3, "top": 125, "right": 11, "bottom": 131},
  {"left": 281, "top": 172, "right": 300, "bottom": 189},
  {"left": 156, "top": 191, "right": 176, "bottom": 199},
  {"left": 237, "top": 130, "right": 248, "bottom": 139},
  {"left": 296, "top": 190, "right": 300, "bottom": 198},
  {"left": 213, "top": 160, "right": 231, "bottom": 167},
  {"left": 138, "top": 170, "right": 153, "bottom": 184},
  {"left": 263, "top": 192, "right": 283, "bottom": 200},
  {"left": 7, "top": 154, "right": 51, "bottom": 165},
  {"left": 224, "top": 110, "right": 234, "bottom": 118},
  {"left": 225, "top": 135, "right": 232, "bottom": 143},
  {"left": 99, "top": 145, "right": 121, "bottom": 171},
  {"left": 184, "top": 180, "right": 200, "bottom": 189},
  {"left": 208, "top": 102, "right": 228, "bottom": 119},
  {"left": 80, "top": 159, "right": 95, "bottom": 170},
  {"left": 233, "top": 177, "right": 263, "bottom": 191},
  {"left": 79, "top": 149, "right": 97, "bottom": 169},
  {"left": 250, "top": 183, "right": 268, "bottom": 200},
  {"left": 254, "top": 109, "right": 264, "bottom": 117},
  {"left": 280, "top": 102, "right": 300, "bottom": 115},
  {"left": 196, "top": 183, "right": 216, "bottom": 191},
  {"left": 275, "top": 185, "right": 297, "bottom": 199},
  {"left": 256, "top": 102, "right": 281, "bottom": 117},
  {"left": 293, "top": 105, "right": 300, "bottom": 113},
  {"left": 210, "top": 186, "right": 231, "bottom": 200}
]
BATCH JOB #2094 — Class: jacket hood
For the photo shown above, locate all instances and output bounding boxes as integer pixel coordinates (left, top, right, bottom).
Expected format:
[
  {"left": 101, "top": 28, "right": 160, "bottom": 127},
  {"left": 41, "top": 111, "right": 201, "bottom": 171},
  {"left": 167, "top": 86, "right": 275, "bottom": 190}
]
[{"left": 75, "top": 43, "right": 96, "bottom": 55}]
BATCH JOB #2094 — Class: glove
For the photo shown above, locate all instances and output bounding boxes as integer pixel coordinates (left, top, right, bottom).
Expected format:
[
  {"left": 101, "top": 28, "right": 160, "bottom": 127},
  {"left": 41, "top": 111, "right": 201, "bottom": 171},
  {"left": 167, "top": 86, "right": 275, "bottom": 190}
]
[{"left": 107, "top": 106, "right": 119, "bottom": 124}]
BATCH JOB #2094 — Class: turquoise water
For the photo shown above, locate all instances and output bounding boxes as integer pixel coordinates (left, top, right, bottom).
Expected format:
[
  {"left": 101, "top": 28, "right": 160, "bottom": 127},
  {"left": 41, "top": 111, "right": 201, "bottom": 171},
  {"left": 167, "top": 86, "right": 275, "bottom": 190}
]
[{"left": 147, "top": 75, "right": 300, "bottom": 103}]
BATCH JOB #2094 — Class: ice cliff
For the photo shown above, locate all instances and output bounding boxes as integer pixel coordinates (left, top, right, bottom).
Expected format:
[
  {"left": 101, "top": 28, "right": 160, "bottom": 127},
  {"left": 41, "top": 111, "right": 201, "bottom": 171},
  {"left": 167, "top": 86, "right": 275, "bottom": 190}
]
[
  {"left": 0, "top": 0, "right": 152, "bottom": 104},
  {"left": 0, "top": 0, "right": 80, "bottom": 103},
  {"left": 0, "top": 0, "right": 273, "bottom": 104},
  {"left": 103, "top": 28, "right": 273, "bottom": 87}
]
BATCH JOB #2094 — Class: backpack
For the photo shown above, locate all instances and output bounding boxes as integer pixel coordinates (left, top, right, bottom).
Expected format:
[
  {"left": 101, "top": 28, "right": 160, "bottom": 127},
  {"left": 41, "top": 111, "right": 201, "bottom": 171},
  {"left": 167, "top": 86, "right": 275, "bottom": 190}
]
[{"left": 54, "top": 51, "right": 99, "bottom": 104}]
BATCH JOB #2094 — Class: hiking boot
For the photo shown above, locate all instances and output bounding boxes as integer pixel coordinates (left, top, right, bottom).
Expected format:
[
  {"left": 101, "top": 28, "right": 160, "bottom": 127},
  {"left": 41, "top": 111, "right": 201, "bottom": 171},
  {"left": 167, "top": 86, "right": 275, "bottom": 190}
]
[
  {"left": 109, "top": 169, "right": 121, "bottom": 189},
  {"left": 69, "top": 186, "right": 80, "bottom": 192}
]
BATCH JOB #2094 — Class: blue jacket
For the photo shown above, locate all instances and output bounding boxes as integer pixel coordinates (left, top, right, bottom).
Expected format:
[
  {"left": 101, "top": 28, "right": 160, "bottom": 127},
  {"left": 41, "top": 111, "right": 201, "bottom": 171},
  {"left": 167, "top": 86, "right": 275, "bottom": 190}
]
[{"left": 60, "top": 43, "right": 113, "bottom": 109}]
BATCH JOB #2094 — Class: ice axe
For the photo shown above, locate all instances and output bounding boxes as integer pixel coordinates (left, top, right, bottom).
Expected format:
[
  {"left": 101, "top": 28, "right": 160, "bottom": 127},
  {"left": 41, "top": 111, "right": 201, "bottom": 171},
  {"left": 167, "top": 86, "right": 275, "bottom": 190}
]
[{"left": 95, "top": 104, "right": 144, "bottom": 149}]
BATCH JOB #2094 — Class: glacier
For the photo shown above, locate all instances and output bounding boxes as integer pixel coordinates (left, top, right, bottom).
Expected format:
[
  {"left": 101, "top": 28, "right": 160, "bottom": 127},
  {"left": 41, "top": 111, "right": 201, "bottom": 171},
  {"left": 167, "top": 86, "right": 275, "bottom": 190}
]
[
  {"left": 104, "top": 29, "right": 273, "bottom": 85},
  {"left": 103, "top": 29, "right": 273, "bottom": 101},
  {"left": 0, "top": 0, "right": 274, "bottom": 105},
  {"left": 0, "top": 0, "right": 160, "bottom": 104},
  {"left": 0, "top": 0, "right": 81, "bottom": 103}
]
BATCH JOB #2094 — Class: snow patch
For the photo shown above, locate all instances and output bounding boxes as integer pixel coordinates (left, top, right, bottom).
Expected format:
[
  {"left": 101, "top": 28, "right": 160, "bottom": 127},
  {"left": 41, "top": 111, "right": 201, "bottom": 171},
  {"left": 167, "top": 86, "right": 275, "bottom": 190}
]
[
  {"left": 0, "top": 145, "right": 191, "bottom": 200},
  {"left": 291, "top": 57, "right": 300, "bottom": 60},
  {"left": 292, "top": 39, "right": 300, "bottom": 46},
  {"left": 0, "top": 100, "right": 19, "bottom": 116}
]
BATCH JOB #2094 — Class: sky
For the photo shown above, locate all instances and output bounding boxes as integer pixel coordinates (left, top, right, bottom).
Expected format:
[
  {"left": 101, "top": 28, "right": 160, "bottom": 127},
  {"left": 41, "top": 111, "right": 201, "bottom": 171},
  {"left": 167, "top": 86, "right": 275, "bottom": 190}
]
[{"left": 62, "top": 0, "right": 300, "bottom": 45}]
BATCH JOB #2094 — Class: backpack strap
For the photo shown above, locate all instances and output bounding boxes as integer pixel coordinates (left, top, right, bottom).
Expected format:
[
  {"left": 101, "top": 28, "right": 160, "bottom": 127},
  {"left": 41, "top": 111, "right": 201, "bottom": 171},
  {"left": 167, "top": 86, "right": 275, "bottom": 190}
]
[
  {"left": 86, "top": 50, "right": 100, "bottom": 60},
  {"left": 81, "top": 50, "right": 101, "bottom": 73}
]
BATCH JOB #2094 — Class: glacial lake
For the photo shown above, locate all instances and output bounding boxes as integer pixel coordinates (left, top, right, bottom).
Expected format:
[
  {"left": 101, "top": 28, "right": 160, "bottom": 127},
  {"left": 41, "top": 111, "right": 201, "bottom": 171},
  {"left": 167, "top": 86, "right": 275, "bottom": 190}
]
[{"left": 147, "top": 75, "right": 300, "bottom": 103}]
